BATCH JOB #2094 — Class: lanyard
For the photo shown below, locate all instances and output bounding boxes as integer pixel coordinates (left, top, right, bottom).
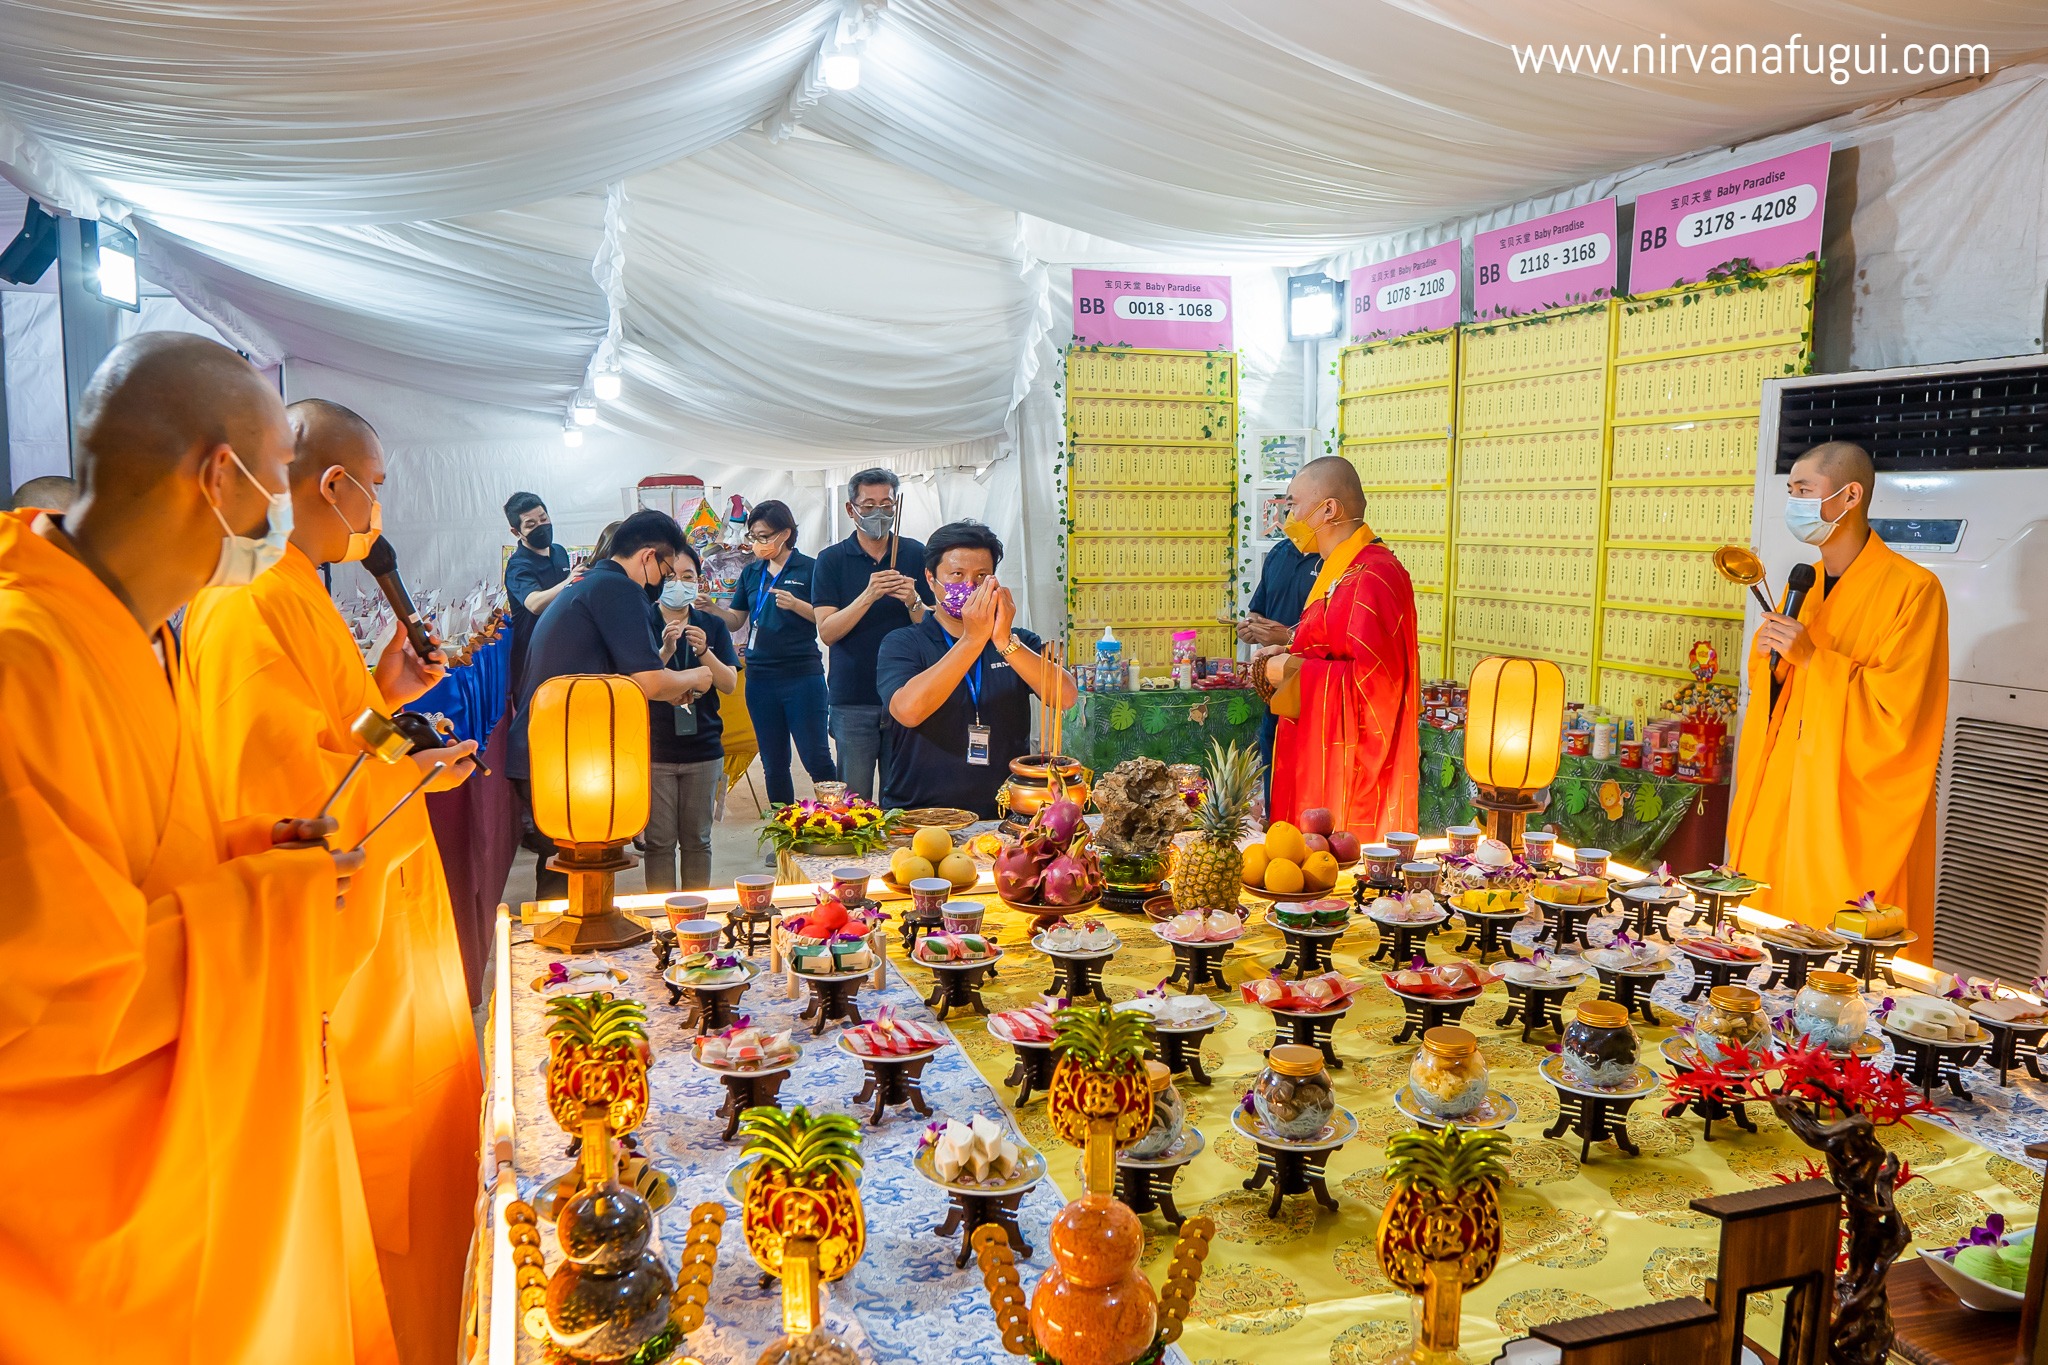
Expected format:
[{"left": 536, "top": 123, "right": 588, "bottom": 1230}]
[
  {"left": 963, "top": 656, "right": 984, "bottom": 726},
  {"left": 750, "top": 561, "right": 785, "bottom": 634}
]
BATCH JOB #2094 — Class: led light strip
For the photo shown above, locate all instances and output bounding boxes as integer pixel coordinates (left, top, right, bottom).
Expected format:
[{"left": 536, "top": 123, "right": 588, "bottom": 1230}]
[{"left": 488, "top": 904, "right": 518, "bottom": 1365}]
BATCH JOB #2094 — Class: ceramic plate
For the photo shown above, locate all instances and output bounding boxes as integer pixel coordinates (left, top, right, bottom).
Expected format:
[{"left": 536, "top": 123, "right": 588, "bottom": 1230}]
[
  {"left": 912, "top": 1134, "right": 1048, "bottom": 1195},
  {"left": 1917, "top": 1248, "right": 2027, "bottom": 1312},
  {"left": 1392, "top": 1086, "right": 1518, "bottom": 1130},
  {"left": 692, "top": 1048, "right": 796, "bottom": 1077},
  {"left": 999, "top": 896, "right": 1101, "bottom": 917},
  {"left": 661, "top": 959, "right": 760, "bottom": 992},
  {"left": 1538, "top": 1053, "right": 1659, "bottom": 1099},
  {"left": 1229, "top": 1104, "right": 1359, "bottom": 1150},
  {"left": 1832, "top": 925, "right": 1917, "bottom": 945},
  {"left": 912, "top": 945, "right": 1006, "bottom": 971},
  {"left": 1878, "top": 1014, "right": 1984, "bottom": 1047},
  {"left": 834, "top": 1033, "right": 949, "bottom": 1065},
  {"left": 1032, "top": 930, "right": 1121, "bottom": 957},
  {"left": 1674, "top": 939, "right": 1767, "bottom": 965},
  {"left": 1491, "top": 958, "right": 1589, "bottom": 987},
  {"left": 901, "top": 807, "right": 980, "bottom": 831},
  {"left": 1116, "top": 997, "right": 1226, "bottom": 1030},
  {"left": 986, "top": 1015, "right": 1055, "bottom": 1047},
  {"left": 529, "top": 965, "right": 630, "bottom": 993}
]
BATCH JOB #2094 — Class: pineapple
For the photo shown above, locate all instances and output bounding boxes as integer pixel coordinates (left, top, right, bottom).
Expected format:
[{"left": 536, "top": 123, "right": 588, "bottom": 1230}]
[
  {"left": 1046, "top": 1003, "right": 1155, "bottom": 1147},
  {"left": 1376, "top": 1125, "right": 1511, "bottom": 1295},
  {"left": 738, "top": 1105, "right": 866, "bottom": 1283},
  {"left": 1171, "top": 740, "right": 1262, "bottom": 912},
  {"left": 544, "top": 992, "right": 652, "bottom": 1138}
]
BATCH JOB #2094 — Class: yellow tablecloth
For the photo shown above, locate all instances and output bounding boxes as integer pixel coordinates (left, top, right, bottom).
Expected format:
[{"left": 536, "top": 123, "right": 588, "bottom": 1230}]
[{"left": 889, "top": 891, "right": 2036, "bottom": 1364}]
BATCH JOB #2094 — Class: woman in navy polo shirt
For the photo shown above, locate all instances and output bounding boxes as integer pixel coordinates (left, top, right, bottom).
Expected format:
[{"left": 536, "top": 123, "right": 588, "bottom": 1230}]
[
  {"left": 876, "top": 521, "right": 1077, "bottom": 818},
  {"left": 712, "top": 499, "right": 837, "bottom": 807}
]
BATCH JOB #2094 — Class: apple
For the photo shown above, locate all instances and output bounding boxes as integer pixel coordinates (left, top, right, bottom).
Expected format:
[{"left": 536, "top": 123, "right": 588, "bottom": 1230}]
[
  {"left": 1300, "top": 807, "right": 1335, "bottom": 836},
  {"left": 1327, "top": 830, "right": 1362, "bottom": 864},
  {"left": 1302, "top": 833, "right": 1330, "bottom": 856}
]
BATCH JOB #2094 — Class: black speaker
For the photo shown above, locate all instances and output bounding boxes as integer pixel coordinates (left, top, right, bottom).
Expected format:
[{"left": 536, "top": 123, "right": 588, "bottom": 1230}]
[{"left": 0, "top": 199, "right": 59, "bottom": 286}]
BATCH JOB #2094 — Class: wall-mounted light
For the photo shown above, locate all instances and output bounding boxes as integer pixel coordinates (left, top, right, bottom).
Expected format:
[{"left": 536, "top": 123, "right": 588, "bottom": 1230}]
[
  {"left": 562, "top": 427, "right": 585, "bottom": 449},
  {"left": 572, "top": 400, "right": 597, "bottom": 427},
  {"left": 592, "top": 370, "right": 622, "bottom": 402},
  {"left": 83, "top": 220, "right": 141, "bottom": 312},
  {"left": 1286, "top": 272, "right": 1343, "bottom": 342},
  {"left": 821, "top": 51, "right": 861, "bottom": 90}
]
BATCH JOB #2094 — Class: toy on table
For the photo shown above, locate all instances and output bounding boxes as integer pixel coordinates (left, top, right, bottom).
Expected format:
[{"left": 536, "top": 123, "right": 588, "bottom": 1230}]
[{"left": 1659, "top": 641, "right": 1737, "bottom": 784}]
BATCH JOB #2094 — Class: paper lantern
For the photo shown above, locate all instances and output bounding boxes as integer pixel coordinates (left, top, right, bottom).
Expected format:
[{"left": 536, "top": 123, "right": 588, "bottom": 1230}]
[
  {"left": 528, "top": 674, "right": 653, "bottom": 953},
  {"left": 1463, "top": 657, "right": 1565, "bottom": 855},
  {"left": 529, "top": 674, "right": 650, "bottom": 846},
  {"left": 1464, "top": 656, "right": 1565, "bottom": 793}
]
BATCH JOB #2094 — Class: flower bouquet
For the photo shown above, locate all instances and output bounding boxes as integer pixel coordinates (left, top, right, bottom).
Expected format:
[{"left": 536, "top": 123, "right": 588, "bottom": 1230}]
[{"left": 758, "top": 795, "right": 905, "bottom": 857}]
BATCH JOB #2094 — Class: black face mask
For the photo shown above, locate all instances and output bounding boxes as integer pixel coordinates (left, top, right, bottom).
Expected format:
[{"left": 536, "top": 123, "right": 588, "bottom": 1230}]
[
  {"left": 525, "top": 523, "right": 554, "bottom": 551},
  {"left": 644, "top": 579, "right": 663, "bottom": 605}
]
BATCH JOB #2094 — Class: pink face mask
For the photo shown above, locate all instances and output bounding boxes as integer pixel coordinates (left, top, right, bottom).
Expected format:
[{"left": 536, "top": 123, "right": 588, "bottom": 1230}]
[{"left": 938, "top": 579, "right": 977, "bottom": 617}]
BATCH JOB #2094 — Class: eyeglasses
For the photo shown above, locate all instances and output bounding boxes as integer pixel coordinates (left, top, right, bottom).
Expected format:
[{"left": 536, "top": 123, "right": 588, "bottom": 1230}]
[
  {"left": 852, "top": 500, "right": 897, "bottom": 514},
  {"left": 745, "top": 529, "right": 784, "bottom": 544}
]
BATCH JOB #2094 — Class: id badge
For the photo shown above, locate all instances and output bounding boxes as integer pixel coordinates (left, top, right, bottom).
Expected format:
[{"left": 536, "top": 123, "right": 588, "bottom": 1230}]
[
  {"left": 966, "top": 724, "right": 991, "bottom": 766},
  {"left": 673, "top": 701, "right": 698, "bottom": 737}
]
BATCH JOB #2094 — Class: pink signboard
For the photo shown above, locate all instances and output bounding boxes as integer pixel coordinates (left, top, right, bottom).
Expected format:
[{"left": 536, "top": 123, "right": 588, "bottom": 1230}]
[
  {"left": 1630, "top": 143, "right": 1831, "bottom": 290},
  {"left": 1071, "top": 269, "right": 1232, "bottom": 349},
  {"left": 1349, "top": 243, "right": 1461, "bottom": 341},
  {"left": 1473, "top": 199, "right": 1618, "bottom": 319}
]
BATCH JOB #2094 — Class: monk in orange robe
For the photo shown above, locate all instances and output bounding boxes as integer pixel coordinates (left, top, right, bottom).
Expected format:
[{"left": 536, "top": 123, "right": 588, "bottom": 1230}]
[
  {"left": 0, "top": 334, "right": 395, "bottom": 1363},
  {"left": 183, "top": 400, "right": 482, "bottom": 1365},
  {"left": 1728, "top": 441, "right": 1949, "bottom": 954},
  {"left": 1265, "top": 456, "right": 1421, "bottom": 839}
]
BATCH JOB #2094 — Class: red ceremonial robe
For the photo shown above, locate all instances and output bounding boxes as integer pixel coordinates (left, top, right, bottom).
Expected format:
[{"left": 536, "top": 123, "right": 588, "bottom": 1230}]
[{"left": 1271, "top": 527, "right": 1421, "bottom": 840}]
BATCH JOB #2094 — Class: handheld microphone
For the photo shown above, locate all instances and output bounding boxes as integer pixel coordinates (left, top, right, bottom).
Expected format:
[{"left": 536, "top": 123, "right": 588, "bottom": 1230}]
[
  {"left": 1774, "top": 562, "right": 1818, "bottom": 675},
  {"left": 362, "top": 535, "right": 439, "bottom": 662}
]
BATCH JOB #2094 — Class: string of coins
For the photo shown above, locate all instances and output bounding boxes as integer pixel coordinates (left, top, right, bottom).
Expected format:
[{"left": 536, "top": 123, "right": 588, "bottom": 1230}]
[
  {"left": 971, "top": 1222, "right": 1034, "bottom": 1357},
  {"left": 1155, "top": 1215, "right": 1216, "bottom": 1344},
  {"left": 670, "top": 1204, "right": 727, "bottom": 1332},
  {"left": 504, "top": 1200, "right": 550, "bottom": 1339}
]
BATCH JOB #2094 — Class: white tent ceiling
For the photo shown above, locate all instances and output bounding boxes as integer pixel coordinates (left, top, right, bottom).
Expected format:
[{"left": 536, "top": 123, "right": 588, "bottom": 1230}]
[{"left": 4, "top": 2, "right": 2047, "bottom": 454}]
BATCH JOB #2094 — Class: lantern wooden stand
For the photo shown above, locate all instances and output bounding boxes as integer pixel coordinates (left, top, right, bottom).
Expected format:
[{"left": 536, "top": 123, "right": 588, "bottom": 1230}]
[
  {"left": 1688, "top": 1179, "right": 1836, "bottom": 1365},
  {"left": 1519, "top": 1297, "right": 1721, "bottom": 1365},
  {"left": 529, "top": 674, "right": 654, "bottom": 954},
  {"left": 1464, "top": 657, "right": 1566, "bottom": 856}
]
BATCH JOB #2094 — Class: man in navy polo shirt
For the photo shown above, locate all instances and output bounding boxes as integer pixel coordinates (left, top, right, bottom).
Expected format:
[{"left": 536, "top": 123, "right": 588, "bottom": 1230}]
[
  {"left": 812, "top": 468, "right": 932, "bottom": 800},
  {"left": 502, "top": 490, "right": 575, "bottom": 698},
  {"left": 510, "top": 509, "right": 713, "bottom": 897},
  {"left": 1239, "top": 536, "right": 1321, "bottom": 803},
  {"left": 876, "top": 521, "right": 1078, "bottom": 818}
]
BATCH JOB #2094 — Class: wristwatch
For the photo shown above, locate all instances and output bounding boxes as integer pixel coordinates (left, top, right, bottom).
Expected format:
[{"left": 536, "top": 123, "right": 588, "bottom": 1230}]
[{"left": 997, "top": 637, "right": 1022, "bottom": 658}]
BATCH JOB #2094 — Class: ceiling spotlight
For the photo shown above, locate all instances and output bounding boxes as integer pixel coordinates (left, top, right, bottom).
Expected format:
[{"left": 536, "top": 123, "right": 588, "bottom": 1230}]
[
  {"left": 562, "top": 427, "right": 585, "bottom": 449},
  {"left": 1286, "top": 272, "right": 1344, "bottom": 342},
  {"left": 821, "top": 51, "right": 861, "bottom": 90},
  {"left": 83, "top": 220, "right": 141, "bottom": 312},
  {"left": 593, "top": 370, "right": 622, "bottom": 402},
  {"left": 572, "top": 400, "right": 597, "bottom": 427}
]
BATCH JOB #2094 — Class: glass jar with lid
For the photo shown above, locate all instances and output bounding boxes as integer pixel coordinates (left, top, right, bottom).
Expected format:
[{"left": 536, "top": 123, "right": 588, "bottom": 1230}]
[
  {"left": 1252, "top": 1044, "right": 1335, "bottom": 1140},
  {"left": 1408, "top": 1026, "right": 1489, "bottom": 1118},
  {"left": 1560, "top": 999, "right": 1639, "bottom": 1089},
  {"left": 1695, "top": 984, "right": 1775, "bottom": 1065},
  {"left": 1792, "top": 971, "right": 1870, "bottom": 1054},
  {"left": 1125, "top": 1061, "right": 1186, "bottom": 1160}
]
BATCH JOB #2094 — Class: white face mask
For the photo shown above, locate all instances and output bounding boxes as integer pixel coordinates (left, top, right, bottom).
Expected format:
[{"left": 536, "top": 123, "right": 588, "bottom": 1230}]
[
  {"left": 1784, "top": 484, "right": 1851, "bottom": 546},
  {"left": 661, "top": 579, "right": 699, "bottom": 609},
  {"left": 205, "top": 449, "right": 293, "bottom": 588}
]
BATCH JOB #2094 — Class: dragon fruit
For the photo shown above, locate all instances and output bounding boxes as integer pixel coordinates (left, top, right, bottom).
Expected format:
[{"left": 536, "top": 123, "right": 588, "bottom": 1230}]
[
  {"left": 1042, "top": 851, "right": 1102, "bottom": 906},
  {"left": 1033, "top": 799, "right": 1086, "bottom": 848},
  {"left": 995, "top": 842, "right": 1050, "bottom": 902}
]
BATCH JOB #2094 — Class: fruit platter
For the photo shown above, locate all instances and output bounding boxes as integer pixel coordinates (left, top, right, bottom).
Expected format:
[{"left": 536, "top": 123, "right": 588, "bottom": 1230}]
[
  {"left": 692, "top": 1023, "right": 798, "bottom": 1072},
  {"left": 1158, "top": 908, "right": 1246, "bottom": 943},
  {"left": 1921, "top": 1216, "right": 2034, "bottom": 1311},
  {"left": 912, "top": 932, "right": 1000, "bottom": 965},
  {"left": 1242, "top": 970, "right": 1365, "bottom": 1013},
  {"left": 885, "top": 823, "right": 987, "bottom": 893},
  {"left": 1240, "top": 814, "right": 1352, "bottom": 899},
  {"left": 993, "top": 798, "right": 1104, "bottom": 920},
  {"left": 1382, "top": 957, "right": 1487, "bottom": 1000}
]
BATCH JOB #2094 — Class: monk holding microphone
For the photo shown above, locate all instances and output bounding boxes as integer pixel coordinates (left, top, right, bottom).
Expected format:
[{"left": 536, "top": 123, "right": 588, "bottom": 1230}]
[{"left": 183, "top": 399, "right": 481, "bottom": 1364}]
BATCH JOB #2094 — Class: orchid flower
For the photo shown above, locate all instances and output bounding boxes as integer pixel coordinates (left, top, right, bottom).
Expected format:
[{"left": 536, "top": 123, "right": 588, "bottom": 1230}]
[{"left": 1940, "top": 1213, "right": 2009, "bottom": 1259}]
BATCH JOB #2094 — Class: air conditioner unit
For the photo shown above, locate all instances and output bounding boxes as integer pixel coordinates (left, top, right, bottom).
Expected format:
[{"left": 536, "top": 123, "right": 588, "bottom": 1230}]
[{"left": 1756, "top": 355, "right": 2048, "bottom": 983}]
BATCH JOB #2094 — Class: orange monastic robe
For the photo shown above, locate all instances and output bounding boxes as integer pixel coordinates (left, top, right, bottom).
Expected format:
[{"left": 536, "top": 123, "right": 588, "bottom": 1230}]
[
  {"left": 1727, "top": 535, "right": 1949, "bottom": 952},
  {"left": 183, "top": 545, "right": 481, "bottom": 1365},
  {"left": 1271, "top": 527, "right": 1421, "bottom": 840},
  {"left": 0, "top": 511, "right": 395, "bottom": 1364}
]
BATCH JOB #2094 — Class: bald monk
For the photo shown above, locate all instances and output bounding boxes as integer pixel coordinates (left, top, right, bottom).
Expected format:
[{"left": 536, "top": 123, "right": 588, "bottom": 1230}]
[
  {"left": 7, "top": 474, "right": 78, "bottom": 512},
  {"left": 1727, "top": 441, "right": 1949, "bottom": 953},
  {"left": 0, "top": 334, "right": 396, "bottom": 1362},
  {"left": 1261, "top": 456, "right": 1421, "bottom": 838},
  {"left": 183, "top": 399, "right": 481, "bottom": 1365}
]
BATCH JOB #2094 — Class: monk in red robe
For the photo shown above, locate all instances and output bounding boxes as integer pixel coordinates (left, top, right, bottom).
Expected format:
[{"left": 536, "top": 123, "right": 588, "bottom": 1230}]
[
  {"left": 183, "top": 400, "right": 481, "bottom": 1365},
  {"left": 1263, "top": 455, "right": 1421, "bottom": 839},
  {"left": 0, "top": 334, "right": 396, "bottom": 1362}
]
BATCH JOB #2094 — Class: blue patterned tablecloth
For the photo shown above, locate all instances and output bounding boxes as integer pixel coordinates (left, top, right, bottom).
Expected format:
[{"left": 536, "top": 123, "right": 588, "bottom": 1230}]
[
  {"left": 414, "top": 633, "right": 510, "bottom": 747},
  {"left": 506, "top": 933, "right": 1178, "bottom": 1365}
]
